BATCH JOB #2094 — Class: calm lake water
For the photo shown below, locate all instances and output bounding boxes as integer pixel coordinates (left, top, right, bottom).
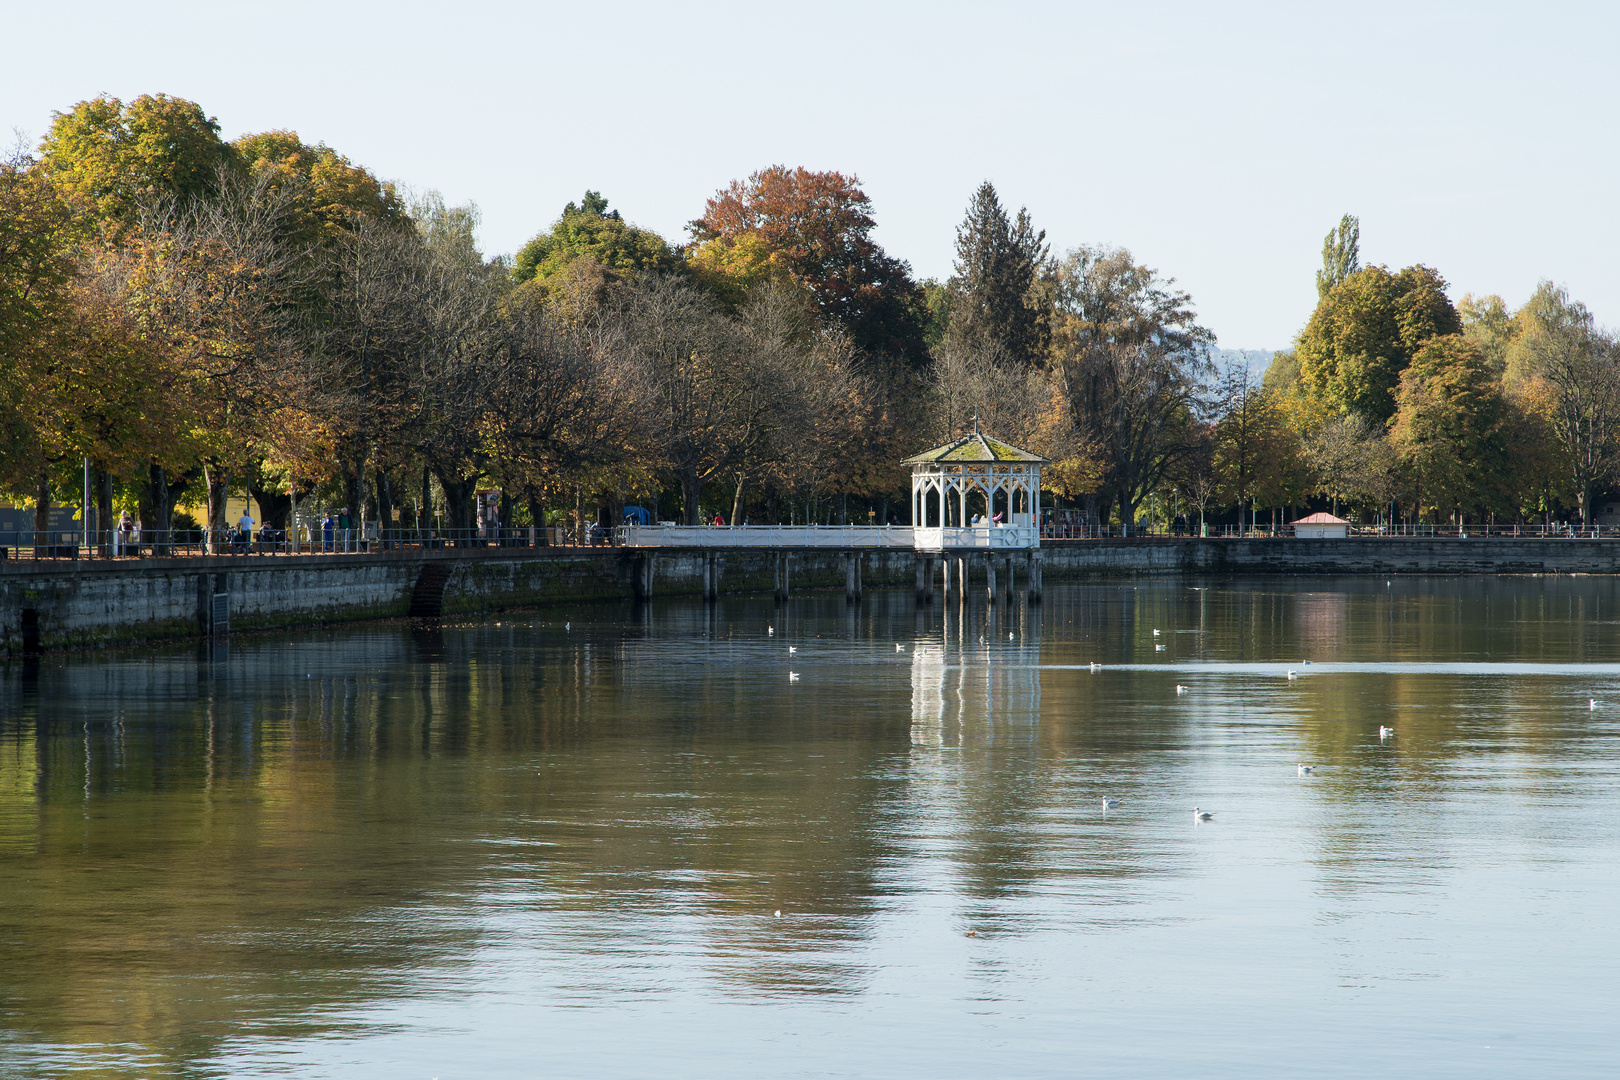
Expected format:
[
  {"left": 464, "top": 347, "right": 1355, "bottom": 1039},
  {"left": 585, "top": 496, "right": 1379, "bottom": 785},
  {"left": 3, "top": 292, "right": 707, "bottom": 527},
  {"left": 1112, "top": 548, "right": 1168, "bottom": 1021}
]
[{"left": 3, "top": 577, "right": 1620, "bottom": 1079}]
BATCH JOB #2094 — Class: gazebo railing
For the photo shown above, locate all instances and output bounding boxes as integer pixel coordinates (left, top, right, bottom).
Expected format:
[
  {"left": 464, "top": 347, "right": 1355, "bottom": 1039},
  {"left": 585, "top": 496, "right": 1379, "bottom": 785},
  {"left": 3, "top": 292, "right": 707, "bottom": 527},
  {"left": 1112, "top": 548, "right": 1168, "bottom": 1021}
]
[{"left": 912, "top": 525, "right": 1039, "bottom": 551}]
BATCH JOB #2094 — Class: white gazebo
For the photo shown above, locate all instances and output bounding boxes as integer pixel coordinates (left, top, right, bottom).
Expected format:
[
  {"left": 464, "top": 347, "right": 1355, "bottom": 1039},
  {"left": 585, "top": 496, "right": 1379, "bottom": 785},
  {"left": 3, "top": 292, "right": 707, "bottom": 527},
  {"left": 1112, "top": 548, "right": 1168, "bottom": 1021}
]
[{"left": 903, "top": 430, "right": 1048, "bottom": 551}]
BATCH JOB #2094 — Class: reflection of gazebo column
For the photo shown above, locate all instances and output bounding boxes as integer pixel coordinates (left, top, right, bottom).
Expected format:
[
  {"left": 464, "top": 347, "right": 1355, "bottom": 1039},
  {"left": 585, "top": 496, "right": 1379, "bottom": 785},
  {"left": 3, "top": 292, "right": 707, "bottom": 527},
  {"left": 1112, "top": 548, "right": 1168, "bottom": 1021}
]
[
  {"left": 942, "top": 556, "right": 953, "bottom": 596},
  {"left": 1027, "top": 550, "right": 1043, "bottom": 602},
  {"left": 774, "top": 554, "right": 791, "bottom": 603},
  {"left": 914, "top": 554, "right": 935, "bottom": 602},
  {"left": 984, "top": 555, "right": 997, "bottom": 604},
  {"left": 844, "top": 551, "right": 863, "bottom": 603},
  {"left": 703, "top": 553, "right": 719, "bottom": 602}
]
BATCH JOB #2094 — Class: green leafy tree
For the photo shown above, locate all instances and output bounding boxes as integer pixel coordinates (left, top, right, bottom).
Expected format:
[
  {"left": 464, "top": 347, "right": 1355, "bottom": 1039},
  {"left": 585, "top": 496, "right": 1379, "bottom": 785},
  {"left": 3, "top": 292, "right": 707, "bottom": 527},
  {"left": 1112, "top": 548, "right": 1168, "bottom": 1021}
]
[
  {"left": 513, "top": 191, "right": 678, "bottom": 289},
  {"left": 1316, "top": 214, "right": 1360, "bottom": 298},
  {"left": 37, "top": 94, "right": 231, "bottom": 225},
  {"left": 1049, "top": 245, "right": 1215, "bottom": 533},
  {"left": 1504, "top": 281, "right": 1620, "bottom": 524},
  {"left": 945, "top": 182, "right": 1050, "bottom": 368},
  {"left": 1388, "top": 335, "right": 1511, "bottom": 521},
  {"left": 1212, "top": 366, "right": 1302, "bottom": 530},
  {"left": 1297, "top": 264, "right": 1461, "bottom": 425},
  {"left": 233, "top": 130, "right": 407, "bottom": 243},
  {"left": 1458, "top": 292, "right": 1516, "bottom": 375}
]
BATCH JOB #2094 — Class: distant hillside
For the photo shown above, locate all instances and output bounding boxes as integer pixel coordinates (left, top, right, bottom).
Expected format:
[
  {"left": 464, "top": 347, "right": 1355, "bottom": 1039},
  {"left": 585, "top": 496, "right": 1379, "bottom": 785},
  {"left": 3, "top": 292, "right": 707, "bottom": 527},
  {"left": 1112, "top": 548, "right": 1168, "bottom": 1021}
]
[{"left": 1210, "top": 348, "right": 1278, "bottom": 378}]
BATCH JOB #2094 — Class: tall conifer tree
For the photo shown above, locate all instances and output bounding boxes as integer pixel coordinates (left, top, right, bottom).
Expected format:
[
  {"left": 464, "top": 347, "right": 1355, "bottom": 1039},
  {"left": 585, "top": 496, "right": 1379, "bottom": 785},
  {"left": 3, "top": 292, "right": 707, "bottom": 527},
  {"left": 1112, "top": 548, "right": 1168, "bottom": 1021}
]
[{"left": 946, "top": 182, "right": 1049, "bottom": 367}]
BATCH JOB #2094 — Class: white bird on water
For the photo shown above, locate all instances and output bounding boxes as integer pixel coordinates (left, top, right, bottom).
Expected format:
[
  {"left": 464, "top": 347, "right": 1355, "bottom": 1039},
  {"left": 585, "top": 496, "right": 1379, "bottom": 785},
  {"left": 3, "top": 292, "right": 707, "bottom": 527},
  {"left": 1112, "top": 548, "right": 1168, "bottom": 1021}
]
[
  {"left": 1379, "top": 725, "right": 1394, "bottom": 739},
  {"left": 789, "top": 672, "right": 800, "bottom": 682},
  {"left": 1176, "top": 685, "right": 1188, "bottom": 694},
  {"left": 565, "top": 622, "right": 571, "bottom": 631},
  {"left": 1102, "top": 796, "right": 1121, "bottom": 810},
  {"left": 1090, "top": 662, "right": 1101, "bottom": 671},
  {"left": 1193, "top": 808, "right": 1215, "bottom": 821},
  {"left": 1153, "top": 629, "right": 1161, "bottom": 636},
  {"left": 1287, "top": 670, "right": 1298, "bottom": 680},
  {"left": 1297, "top": 764, "right": 1315, "bottom": 776},
  {"left": 789, "top": 645, "right": 797, "bottom": 654},
  {"left": 897, "top": 644, "right": 906, "bottom": 652},
  {"left": 1590, "top": 699, "right": 1597, "bottom": 710},
  {"left": 767, "top": 626, "right": 774, "bottom": 635},
  {"left": 1009, "top": 632, "right": 1015, "bottom": 640},
  {"left": 1155, "top": 644, "right": 1167, "bottom": 652}
]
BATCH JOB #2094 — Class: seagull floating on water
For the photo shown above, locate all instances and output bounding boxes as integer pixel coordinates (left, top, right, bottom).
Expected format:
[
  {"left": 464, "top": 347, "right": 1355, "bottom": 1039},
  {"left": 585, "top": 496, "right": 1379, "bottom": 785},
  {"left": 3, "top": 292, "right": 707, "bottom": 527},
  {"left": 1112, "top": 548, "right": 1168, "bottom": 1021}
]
[
  {"left": 897, "top": 644, "right": 906, "bottom": 652},
  {"left": 1155, "top": 644, "right": 1167, "bottom": 652},
  {"left": 1379, "top": 725, "right": 1394, "bottom": 739},
  {"left": 789, "top": 672, "right": 800, "bottom": 682},
  {"left": 1176, "top": 685, "right": 1188, "bottom": 694},
  {"left": 1297, "top": 764, "right": 1315, "bottom": 776},
  {"left": 1193, "top": 807, "right": 1215, "bottom": 821},
  {"left": 767, "top": 626, "right": 774, "bottom": 635},
  {"left": 1102, "top": 796, "right": 1121, "bottom": 810},
  {"left": 1090, "top": 662, "right": 1101, "bottom": 671},
  {"left": 1287, "top": 670, "right": 1298, "bottom": 680},
  {"left": 1590, "top": 699, "right": 1597, "bottom": 710},
  {"left": 565, "top": 622, "right": 571, "bottom": 631},
  {"left": 1153, "top": 629, "right": 1161, "bottom": 636},
  {"left": 789, "top": 646, "right": 797, "bottom": 654}
]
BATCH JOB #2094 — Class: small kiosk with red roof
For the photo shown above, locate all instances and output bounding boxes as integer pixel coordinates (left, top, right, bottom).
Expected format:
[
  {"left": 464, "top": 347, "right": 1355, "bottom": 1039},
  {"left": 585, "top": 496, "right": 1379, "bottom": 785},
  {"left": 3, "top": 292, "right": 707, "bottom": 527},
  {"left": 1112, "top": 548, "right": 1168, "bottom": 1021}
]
[{"left": 1292, "top": 512, "right": 1351, "bottom": 539}]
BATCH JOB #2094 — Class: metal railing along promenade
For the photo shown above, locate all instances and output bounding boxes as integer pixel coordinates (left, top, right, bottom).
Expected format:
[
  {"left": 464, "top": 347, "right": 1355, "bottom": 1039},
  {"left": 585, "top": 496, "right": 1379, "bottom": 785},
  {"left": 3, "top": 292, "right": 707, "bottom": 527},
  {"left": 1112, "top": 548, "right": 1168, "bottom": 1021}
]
[
  {"left": 8, "top": 521, "right": 1617, "bottom": 563},
  {"left": 0, "top": 526, "right": 615, "bottom": 562}
]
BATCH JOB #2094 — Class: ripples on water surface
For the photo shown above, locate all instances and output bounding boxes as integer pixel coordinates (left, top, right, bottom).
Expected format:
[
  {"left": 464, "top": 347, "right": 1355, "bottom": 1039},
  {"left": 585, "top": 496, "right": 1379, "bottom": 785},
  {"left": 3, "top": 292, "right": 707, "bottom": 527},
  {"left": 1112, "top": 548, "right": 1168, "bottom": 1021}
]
[{"left": 3, "top": 577, "right": 1619, "bottom": 1078}]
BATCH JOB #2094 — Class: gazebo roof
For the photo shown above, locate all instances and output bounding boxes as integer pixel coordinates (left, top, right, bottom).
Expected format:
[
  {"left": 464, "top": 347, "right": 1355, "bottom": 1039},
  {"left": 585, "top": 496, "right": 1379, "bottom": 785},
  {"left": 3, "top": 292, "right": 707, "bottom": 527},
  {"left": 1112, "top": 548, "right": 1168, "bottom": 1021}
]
[
  {"left": 1292, "top": 512, "right": 1350, "bottom": 525},
  {"left": 902, "top": 432, "right": 1049, "bottom": 466}
]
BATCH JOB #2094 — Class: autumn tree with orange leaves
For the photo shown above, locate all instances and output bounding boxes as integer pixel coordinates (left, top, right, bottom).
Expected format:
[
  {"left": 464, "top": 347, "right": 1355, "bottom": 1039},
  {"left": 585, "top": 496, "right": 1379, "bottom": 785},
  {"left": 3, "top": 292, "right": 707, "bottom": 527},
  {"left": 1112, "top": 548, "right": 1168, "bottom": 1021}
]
[{"left": 688, "top": 166, "right": 926, "bottom": 364}]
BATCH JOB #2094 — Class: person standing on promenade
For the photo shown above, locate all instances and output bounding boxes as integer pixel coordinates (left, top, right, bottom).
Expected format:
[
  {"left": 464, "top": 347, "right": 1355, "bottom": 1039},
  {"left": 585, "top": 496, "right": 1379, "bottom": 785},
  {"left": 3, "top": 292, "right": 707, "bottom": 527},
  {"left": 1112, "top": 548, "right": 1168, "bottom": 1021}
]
[
  {"left": 322, "top": 512, "right": 335, "bottom": 552},
  {"left": 237, "top": 509, "right": 255, "bottom": 554}
]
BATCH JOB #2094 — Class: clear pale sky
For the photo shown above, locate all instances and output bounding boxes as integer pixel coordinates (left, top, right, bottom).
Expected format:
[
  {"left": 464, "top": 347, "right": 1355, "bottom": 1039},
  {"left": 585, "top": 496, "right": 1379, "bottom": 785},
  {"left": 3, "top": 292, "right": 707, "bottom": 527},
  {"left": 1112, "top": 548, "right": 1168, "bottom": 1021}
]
[{"left": 5, "top": 0, "right": 1614, "bottom": 350}]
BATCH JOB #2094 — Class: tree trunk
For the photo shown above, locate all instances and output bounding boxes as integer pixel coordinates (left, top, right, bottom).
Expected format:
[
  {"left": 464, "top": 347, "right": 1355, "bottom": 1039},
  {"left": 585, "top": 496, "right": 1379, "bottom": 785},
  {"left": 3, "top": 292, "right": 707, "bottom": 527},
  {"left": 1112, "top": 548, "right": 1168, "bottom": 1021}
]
[
  {"left": 34, "top": 473, "right": 49, "bottom": 554},
  {"left": 145, "top": 463, "right": 172, "bottom": 556},
  {"left": 528, "top": 491, "right": 548, "bottom": 546},
  {"left": 731, "top": 473, "right": 748, "bottom": 526},
  {"left": 250, "top": 479, "right": 292, "bottom": 531},
  {"left": 419, "top": 465, "right": 432, "bottom": 535},
  {"left": 679, "top": 469, "right": 702, "bottom": 525},
  {"left": 1118, "top": 488, "right": 1135, "bottom": 537},
  {"left": 203, "top": 466, "right": 229, "bottom": 556},
  {"left": 434, "top": 473, "right": 478, "bottom": 545},
  {"left": 376, "top": 468, "right": 395, "bottom": 545}
]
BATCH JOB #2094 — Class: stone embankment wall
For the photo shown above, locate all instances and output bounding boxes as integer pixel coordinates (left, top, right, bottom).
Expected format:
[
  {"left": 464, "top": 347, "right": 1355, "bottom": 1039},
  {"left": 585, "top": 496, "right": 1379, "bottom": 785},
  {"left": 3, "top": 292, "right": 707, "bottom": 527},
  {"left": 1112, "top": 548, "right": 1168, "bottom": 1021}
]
[
  {"left": 0, "top": 547, "right": 920, "bottom": 654},
  {"left": 1038, "top": 537, "right": 1620, "bottom": 576},
  {"left": 6, "top": 538, "right": 1620, "bottom": 654}
]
